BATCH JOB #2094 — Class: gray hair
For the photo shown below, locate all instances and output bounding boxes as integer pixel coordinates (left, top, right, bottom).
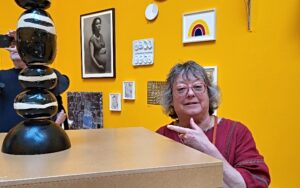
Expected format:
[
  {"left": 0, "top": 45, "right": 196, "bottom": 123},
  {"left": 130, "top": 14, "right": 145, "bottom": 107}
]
[{"left": 161, "top": 60, "right": 220, "bottom": 119}]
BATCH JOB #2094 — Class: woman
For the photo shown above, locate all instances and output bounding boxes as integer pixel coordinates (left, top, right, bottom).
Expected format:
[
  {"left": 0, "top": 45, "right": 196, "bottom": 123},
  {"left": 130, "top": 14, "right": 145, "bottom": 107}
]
[
  {"left": 89, "top": 17, "right": 107, "bottom": 72},
  {"left": 157, "top": 61, "right": 270, "bottom": 188}
]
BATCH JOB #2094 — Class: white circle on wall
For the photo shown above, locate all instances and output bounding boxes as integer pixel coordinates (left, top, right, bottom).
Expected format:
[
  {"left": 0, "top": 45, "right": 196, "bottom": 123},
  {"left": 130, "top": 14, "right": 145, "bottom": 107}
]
[{"left": 145, "top": 3, "right": 159, "bottom": 21}]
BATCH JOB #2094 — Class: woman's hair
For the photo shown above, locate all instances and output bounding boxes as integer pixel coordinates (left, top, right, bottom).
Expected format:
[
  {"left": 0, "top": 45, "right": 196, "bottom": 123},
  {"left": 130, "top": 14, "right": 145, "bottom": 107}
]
[
  {"left": 91, "top": 17, "right": 101, "bottom": 35},
  {"left": 161, "top": 60, "right": 220, "bottom": 119}
]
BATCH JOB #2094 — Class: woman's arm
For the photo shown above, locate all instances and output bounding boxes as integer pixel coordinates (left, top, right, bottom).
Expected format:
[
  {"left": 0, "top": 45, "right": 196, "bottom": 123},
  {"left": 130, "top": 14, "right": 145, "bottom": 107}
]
[
  {"left": 167, "top": 118, "right": 246, "bottom": 188},
  {"left": 89, "top": 40, "right": 104, "bottom": 69}
]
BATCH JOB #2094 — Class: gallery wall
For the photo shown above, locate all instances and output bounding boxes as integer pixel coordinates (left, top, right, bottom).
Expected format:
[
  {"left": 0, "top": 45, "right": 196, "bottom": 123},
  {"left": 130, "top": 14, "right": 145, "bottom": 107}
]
[{"left": 1, "top": 0, "right": 300, "bottom": 187}]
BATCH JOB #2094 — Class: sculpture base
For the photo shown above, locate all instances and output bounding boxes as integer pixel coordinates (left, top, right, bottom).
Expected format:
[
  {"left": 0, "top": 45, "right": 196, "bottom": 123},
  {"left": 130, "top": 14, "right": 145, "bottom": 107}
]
[{"left": 2, "top": 119, "right": 71, "bottom": 155}]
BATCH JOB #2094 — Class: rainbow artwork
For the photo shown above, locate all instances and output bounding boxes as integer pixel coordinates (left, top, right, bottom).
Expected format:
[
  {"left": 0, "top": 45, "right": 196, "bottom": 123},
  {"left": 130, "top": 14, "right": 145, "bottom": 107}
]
[{"left": 188, "top": 19, "right": 209, "bottom": 37}]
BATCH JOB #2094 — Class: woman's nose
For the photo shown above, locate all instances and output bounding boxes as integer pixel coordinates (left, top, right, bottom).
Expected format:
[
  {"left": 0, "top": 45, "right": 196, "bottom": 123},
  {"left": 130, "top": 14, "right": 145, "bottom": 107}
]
[{"left": 186, "top": 87, "right": 195, "bottom": 97}]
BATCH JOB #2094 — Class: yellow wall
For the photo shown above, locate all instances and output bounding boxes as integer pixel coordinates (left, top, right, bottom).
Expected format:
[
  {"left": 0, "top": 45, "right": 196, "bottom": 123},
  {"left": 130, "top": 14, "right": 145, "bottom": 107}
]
[{"left": 1, "top": 0, "right": 300, "bottom": 187}]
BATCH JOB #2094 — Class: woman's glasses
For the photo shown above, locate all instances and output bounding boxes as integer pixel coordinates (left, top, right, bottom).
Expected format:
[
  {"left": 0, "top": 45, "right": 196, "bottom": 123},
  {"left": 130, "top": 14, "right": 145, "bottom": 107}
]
[{"left": 174, "top": 82, "right": 206, "bottom": 96}]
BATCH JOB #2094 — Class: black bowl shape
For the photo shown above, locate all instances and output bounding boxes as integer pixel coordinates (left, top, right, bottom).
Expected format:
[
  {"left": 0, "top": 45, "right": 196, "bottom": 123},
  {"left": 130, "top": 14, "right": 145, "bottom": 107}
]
[{"left": 2, "top": 119, "right": 71, "bottom": 155}]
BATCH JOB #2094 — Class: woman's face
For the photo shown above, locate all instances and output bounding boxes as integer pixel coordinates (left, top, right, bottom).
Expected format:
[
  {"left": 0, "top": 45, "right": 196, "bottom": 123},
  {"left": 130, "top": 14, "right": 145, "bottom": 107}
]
[
  {"left": 95, "top": 19, "right": 101, "bottom": 31},
  {"left": 172, "top": 73, "right": 209, "bottom": 120}
]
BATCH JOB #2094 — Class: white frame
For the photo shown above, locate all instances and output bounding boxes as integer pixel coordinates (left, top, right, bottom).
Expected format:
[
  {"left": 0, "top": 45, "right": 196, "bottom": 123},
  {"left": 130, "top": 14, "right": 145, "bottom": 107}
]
[
  {"left": 109, "top": 93, "right": 121, "bottom": 111},
  {"left": 182, "top": 9, "right": 216, "bottom": 43},
  {"left": 123, "top": 81, "right": 135, "bottom": 100},
  {"left": 204, "top": 66, "right": 218, "bottom": 85}
]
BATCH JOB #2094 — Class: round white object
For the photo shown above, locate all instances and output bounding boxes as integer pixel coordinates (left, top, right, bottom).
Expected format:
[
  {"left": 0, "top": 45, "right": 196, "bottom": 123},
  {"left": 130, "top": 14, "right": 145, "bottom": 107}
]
[{"left": 145, "top": 3, "right": 159, "bottom": 21}]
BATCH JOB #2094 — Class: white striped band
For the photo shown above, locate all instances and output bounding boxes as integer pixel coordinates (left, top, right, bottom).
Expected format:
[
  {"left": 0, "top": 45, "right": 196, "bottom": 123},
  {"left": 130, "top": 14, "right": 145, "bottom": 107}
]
[
  {"left": 17, "top": 13, "right": 56, "bottom": 35},
  {"left": 19, "top": 72, "right": 57, "bottom": 82},
  {"left": 14, "top": 102, "right": 58, "bottom": 110}
]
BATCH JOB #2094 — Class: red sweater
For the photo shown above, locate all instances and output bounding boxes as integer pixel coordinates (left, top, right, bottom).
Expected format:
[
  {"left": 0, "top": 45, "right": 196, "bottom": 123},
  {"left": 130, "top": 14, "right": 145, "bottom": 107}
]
[{"left": 156, "top": 118, "right": 271, "bottom": 188}]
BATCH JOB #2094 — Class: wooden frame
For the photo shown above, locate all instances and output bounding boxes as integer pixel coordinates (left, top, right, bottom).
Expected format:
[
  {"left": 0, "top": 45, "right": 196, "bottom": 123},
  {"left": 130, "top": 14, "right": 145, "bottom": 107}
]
[{"left": 80, "top": 8, "right": 115, "bottom": 78}]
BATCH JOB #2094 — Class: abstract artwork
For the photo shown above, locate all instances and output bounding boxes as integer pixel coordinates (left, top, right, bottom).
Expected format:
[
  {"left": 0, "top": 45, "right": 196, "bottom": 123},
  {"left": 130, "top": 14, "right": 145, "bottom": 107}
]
[
  {"left": 182, "top": 9, "right": 216, "bottom": 43},
  {"left": 67, "top": 92, "right": 103, "bottom": 129},
  {"left": 147, "top": 81, "right": 166, "bottom": 105}
]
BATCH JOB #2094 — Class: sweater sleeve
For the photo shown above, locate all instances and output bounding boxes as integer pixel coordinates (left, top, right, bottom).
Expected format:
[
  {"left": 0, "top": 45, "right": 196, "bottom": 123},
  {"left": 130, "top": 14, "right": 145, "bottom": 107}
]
[{"left": 234, "top": 125, "right": 271, "bottom": 188}]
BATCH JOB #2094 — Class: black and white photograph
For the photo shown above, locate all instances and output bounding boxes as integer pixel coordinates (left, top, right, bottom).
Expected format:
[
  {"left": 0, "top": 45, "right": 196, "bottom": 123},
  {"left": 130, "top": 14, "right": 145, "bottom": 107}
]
[{"left": 80, "top": 8, "right": 115, "bottom": 78}]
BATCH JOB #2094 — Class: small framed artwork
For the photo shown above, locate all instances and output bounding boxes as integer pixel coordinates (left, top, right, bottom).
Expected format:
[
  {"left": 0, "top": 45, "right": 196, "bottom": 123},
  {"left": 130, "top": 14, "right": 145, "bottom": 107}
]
[
  {"left": 204, "top": 66, "right": 218, "bottom": 85},
  {"left": 80, "top": 8, "right": 116, "bottom": 78},
  {"left": 147, "top": 81, "right": 166, "bottom": 105},
  {"left": 67, "top": 92, "right": 103, "bottom": 129},
  {"left": 109, "top": 93, "right": 121, "bottom": 111},
  {"left": 123, "top": 81, "right": 135, "bottom": 100},
  {"left": 182, "top": 9, "right": 216, "bottom": 43}
]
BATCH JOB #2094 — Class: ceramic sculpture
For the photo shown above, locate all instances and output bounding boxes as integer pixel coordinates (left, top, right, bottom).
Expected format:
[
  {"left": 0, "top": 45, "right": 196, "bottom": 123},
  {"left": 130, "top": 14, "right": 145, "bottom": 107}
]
[{"left": 2, "top": 0, "right": 71, "bottom": 155}]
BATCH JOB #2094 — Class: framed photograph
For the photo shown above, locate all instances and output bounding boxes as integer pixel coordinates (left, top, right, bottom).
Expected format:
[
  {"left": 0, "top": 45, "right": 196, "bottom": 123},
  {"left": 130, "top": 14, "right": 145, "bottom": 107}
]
[
  {"left": 109, "top": 93, "right": 121, "bottom": 111},
  {"left": 67, "top": 92, "right": 103, "bottom": 129},
  {"left": 204, "top": 66, "right": 218, "bottom": 85},
  {"left": 80, "top": 8, "right": 115, "bottom": 78},
  {"left": 182, "top": 9, "right": 216, "bottom": 43},
  {"left": 123, "top": 81, "right": 135, "bottom": 100}
]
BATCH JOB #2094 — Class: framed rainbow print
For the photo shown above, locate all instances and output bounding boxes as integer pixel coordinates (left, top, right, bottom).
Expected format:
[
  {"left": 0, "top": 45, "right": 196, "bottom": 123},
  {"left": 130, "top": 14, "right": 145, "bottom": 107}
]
[{"left": 182, "top": 9, "right": 216, "bottom": 43}]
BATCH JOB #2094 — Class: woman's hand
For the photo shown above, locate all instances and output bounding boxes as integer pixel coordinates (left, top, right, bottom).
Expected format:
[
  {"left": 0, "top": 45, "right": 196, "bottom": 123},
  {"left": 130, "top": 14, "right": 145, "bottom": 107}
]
[
  {"left": 168, "top": 118, "right": 247, "bottom": 188},
  {"left": 55, "top": 110, "right": 67, "bottom": 125},
  {"left": 167, "top": 117, "right": 213, "bottom": 153}
]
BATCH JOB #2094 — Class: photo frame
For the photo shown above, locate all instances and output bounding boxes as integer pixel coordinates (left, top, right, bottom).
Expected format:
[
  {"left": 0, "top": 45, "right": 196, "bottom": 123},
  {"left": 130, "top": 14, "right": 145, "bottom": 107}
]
[
  {"left": 123, "top": 81, "right": 135, "bottom": 100},
  {"left": 80, "top": 8, "right": 115, "bottom": 78},
  {"left": 109, "top": 93, "right": 121, "bottom": 111},
  {"left": 182, "top": 9, "right": 216, "bottom": 43},
  {"left": 204, "top": 66, "right": 218, "bottom": 85}
]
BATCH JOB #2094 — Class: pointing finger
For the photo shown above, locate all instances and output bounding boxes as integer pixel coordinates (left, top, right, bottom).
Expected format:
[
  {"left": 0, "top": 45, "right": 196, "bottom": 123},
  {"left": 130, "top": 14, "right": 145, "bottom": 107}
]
[
  {"left": 190, "top": 117, "right": 200, "bottom": 131},
  {"left": 167, "top": 125, "right": 189, "bottom": 134}
]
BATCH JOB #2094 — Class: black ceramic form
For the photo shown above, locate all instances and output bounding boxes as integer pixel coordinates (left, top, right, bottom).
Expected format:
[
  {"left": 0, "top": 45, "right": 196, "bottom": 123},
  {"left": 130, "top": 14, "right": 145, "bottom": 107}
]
[
  {"left": 15, "top": 0, "right": 51, "bottom": 10},
  {"left": 19, "top": 65, "right": 57, "bottom": 89},
  {"left": 2, "top": 119, "right": 70, "bottom": 155},
  {"left": 2, "top": 0, "right": 71, "bottom": 155}
]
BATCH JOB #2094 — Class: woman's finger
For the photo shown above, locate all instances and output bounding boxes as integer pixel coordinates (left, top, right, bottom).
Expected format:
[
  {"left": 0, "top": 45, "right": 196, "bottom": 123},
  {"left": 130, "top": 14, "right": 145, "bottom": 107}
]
[{"left": 167, "top": 125, "right": 189, "bottom": 134}]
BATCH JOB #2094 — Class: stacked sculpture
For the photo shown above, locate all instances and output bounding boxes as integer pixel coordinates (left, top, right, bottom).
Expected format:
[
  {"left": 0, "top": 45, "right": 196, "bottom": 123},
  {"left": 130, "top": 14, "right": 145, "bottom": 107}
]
[{"left": 2, "top": 0, "right": 71, "bottom": 155}]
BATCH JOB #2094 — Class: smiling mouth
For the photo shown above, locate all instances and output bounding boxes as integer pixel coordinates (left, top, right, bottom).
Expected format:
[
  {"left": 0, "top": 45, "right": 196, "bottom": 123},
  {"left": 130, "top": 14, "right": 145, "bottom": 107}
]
[{"left": 184, "top": 102, "right": 199, "bottom": 105}]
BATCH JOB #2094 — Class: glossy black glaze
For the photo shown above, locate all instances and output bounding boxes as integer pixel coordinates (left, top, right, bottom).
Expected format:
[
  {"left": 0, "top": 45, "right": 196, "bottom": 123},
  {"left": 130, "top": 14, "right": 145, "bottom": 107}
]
[
  {"left": 15, "top": 0, "right": 51, "bottom": 10},
  {"left": 16, "top": 27, "right": 56, "bottom": 65},
  {"left": 2, "top": 119, "right": 71, "bottom": 155},
  {"left": 2, "top": 0, "right": 71, "bottom": 155},
  {"left": 19, "top": 65, "right": 57, "bottom": 89},
  {"left": 14, "top": 89, "right": 58, "bottom": 118}
]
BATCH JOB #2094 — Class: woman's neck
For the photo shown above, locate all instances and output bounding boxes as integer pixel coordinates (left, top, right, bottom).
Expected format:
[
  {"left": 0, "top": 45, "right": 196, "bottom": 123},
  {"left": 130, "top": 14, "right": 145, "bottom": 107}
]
[{"left": 178, "top": 114, "right": 212, "bottom": 131}]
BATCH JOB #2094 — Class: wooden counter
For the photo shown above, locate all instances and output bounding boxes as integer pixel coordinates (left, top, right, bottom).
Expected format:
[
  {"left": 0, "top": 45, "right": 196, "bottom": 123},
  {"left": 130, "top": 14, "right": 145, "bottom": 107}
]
[{"left": 0, "top": 127, "right": 222, "bottom": 188}]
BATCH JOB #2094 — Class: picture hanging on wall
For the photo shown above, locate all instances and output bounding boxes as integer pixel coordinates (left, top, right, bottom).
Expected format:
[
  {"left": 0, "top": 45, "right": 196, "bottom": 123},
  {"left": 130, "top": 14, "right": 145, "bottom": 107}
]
[
  {"left": 204, "top": 66, "right": 218, "bottom": 85},
  {"left": 109, "top": 93, "right": 121, "bottom": 111},
  {"left": 67, "top": 92, "right": 103, "bottom": 129},
  {"left": 182, "top": 9, "right": 216, "bottom": 43},
  {"left": 147, "top": 81, "right": 166, "bottom": 105},
  {"left": 123, "top": 81, "right": 135, "bottom": 100},
  {"left": 80, "top": 8, "right": 116, "bottom": 78}
]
